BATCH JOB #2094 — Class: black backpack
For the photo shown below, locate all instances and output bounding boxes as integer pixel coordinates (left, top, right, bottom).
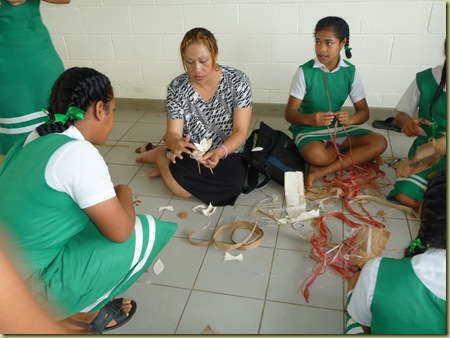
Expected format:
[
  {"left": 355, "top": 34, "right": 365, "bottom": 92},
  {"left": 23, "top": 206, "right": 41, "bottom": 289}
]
[{"left": 242, "top": 121, "right": 306, "bottom": 194}]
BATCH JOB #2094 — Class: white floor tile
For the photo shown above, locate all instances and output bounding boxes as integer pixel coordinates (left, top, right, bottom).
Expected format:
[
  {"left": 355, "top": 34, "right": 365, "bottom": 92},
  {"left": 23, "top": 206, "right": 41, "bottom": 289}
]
[
  {"left": 112, "top": 284, "right": 190, "bottom": 334},
  {"left": 260, "top": 301, "right": 344, "bottom": 334},
  {"left": 194, "top": 246, "right": 274, "bottom": 299},
  {"left": 98, "top": 108, "right": 419, "bottom": 334},
  {"left": 267, "top": 248, "right": 345, "bottom": 310},
  {"left": 176, "top": 291, "right": 264, "bottom": 334}
]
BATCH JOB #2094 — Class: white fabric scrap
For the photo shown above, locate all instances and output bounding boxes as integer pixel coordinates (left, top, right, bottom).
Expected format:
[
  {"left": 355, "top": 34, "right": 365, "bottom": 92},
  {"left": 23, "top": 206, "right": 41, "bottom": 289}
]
[
  {"left": 224, "top": 252, "right": 244, "bottom": 262},
  {"left": 251, "top": 146, "right": 263, "bottom": 152},
  {"left": 192, "top": 203, "right": 217, "bottom": 216},
  {"left": 159, "top": 205, "right": 174, "bottom": 212},
  {"left": 153, "top": 258, "right": 164, "bottom": 275},
  {"left": 192, "top": 204, "right": 207, "bottom": 212}
]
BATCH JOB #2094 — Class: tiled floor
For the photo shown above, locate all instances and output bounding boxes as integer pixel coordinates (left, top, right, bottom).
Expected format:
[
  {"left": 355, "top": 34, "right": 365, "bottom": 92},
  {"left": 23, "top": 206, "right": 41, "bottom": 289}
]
[{"left": 94, "top": 107, "right": 416, "bottom": 335}]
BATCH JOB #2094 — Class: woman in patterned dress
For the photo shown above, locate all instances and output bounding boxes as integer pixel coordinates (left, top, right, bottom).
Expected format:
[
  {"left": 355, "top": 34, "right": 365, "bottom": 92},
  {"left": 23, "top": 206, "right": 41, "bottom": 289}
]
[
  {"left": 0, "top": 0, "right": 68, "bottom": 155},
  {"left": 0, "top": 67, "right": 177, "bottom": 333},
  {"left": 137, "top": 27, "right": 253, "bottom": 206}
]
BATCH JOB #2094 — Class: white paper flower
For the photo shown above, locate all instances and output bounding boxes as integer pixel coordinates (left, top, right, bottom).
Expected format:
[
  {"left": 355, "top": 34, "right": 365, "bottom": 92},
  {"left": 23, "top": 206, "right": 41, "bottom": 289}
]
[
  {"left": 191, "top": 138, "right": 213, "bottom": 160},
  {"left": 194, "top": 138, "right": 212, "bottom": 154}
]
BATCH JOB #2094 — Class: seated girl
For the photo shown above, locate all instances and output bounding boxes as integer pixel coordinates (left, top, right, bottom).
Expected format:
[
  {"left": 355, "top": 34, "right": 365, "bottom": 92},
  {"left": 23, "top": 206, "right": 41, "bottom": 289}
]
[{"left": 285, "top": 16, "right": 387, "bottom": 188}]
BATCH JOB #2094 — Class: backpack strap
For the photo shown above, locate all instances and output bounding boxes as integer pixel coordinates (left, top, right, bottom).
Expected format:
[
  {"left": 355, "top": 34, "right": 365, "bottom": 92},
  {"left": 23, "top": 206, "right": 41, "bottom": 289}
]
[{"left": 241, "top": 164, "right": 271, "bottom": 194}]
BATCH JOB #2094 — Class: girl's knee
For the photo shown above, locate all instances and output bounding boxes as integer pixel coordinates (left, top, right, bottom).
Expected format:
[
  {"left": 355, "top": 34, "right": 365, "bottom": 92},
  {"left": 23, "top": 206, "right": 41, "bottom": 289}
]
[
  {"left": 373, "top": 133, "right": 388, "bottom": 152},
  {"left": 302, "top": 144, "right": 336, "bottom": 166},
  {"left": 360, "top": 132, "right": 387, "bottom": 155}
]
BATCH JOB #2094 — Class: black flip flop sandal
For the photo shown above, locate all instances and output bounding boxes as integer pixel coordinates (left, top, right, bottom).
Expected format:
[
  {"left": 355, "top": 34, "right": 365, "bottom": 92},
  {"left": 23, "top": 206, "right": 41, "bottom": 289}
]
[
  {"left": 372, "top": 117, "right": 401, "bottom": 133},
  {"left": 135, "top": 142, "right": 153, "bottom": 153},
  {"left": 67, "top": 298, "right": 137, "bottom": 334}
]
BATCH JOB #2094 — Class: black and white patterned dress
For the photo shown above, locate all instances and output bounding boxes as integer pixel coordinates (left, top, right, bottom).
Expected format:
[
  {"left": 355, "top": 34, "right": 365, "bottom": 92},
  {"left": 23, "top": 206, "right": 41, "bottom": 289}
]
[
  {"left": 166, "top": 66, "right": 253, "bottom": 206},
  {"left": 167, "top": 65, "right": 253, "bottom": 153}
]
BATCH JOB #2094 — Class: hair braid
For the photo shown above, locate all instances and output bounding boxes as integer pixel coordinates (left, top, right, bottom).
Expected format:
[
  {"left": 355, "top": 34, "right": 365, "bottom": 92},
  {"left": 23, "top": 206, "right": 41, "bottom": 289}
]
[
  {"left": 36, "top": 67, "right": 113, "bottom": 136},
  {"left": 405, "top": 169, "right": 447, "bottom": 257},
  {"left": 429, "top": 59, "right": 446, "bottom": 119}
]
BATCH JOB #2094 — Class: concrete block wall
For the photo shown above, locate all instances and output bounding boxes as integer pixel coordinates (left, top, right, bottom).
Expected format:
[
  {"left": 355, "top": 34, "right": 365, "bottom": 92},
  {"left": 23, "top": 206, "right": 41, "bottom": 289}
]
[{"left": 42, "top": 0, "right": 446, "bottom": 108}]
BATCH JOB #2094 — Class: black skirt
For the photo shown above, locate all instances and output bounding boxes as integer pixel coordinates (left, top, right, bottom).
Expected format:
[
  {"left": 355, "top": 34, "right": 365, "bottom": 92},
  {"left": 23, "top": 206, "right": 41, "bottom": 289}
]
[{"left": 169, "top": 153, "right": 247, "bottom": 206}]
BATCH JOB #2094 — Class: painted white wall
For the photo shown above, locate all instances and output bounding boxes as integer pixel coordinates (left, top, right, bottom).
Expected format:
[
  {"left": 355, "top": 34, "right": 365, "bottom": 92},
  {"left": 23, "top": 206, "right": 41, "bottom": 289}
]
[{"left": 42, "top": 0, "right": 446, "bottom": 108}]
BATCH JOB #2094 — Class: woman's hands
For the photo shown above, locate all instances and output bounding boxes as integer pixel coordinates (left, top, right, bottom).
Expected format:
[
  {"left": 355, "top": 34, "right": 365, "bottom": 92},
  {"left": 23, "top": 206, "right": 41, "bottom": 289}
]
[
  {"left": 197, "top": 148, "right": 221, "bottom": 170},
  {"left": 169, "top": 135, "right": 220, "bottom": 170},
  {"left": 169, "top": 134, "right": 196, "bottom": 163}
]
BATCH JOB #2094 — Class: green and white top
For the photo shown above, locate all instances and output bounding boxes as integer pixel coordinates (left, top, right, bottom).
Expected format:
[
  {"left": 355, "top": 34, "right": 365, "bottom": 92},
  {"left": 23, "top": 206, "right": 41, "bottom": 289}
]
[{"left": 347, "top": 249, "right": 446, "bottom": 334}]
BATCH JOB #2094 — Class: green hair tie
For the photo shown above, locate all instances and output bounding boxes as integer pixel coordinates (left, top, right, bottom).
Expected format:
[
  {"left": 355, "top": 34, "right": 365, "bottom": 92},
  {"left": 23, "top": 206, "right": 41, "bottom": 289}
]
[
  {"left": 344, "top": 45, "right": 352, "bottom": 52},
  {"left": 53, "top": 106, "right": 86, "bottom": 125},
  {"left": 409, "top": 238, "right": 426, "bottom": 253}
]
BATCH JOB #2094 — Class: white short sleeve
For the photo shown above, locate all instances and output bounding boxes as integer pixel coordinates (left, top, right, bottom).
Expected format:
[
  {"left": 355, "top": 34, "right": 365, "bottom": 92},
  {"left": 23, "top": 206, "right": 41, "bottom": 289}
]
[
  {"left": 289, "top": 67, "right": 306, "bottom": 100},
  {"left": 395, "top": 79, "right": 420, "bottom": 117},
  {"left": 396, "top": 65, "right": 446, "bottom": 117},
  {"left": 45, "top": 140, "right": 116, "bottom": 209},
  {"left": 349, "top": 70, "right": 366, "bottom": 103},
  {"left": 347, "top": 257, "right": 382, "bottom": 327}
]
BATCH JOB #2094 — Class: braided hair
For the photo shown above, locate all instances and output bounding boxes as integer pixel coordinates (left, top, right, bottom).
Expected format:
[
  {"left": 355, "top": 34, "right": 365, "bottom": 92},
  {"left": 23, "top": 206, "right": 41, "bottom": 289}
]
[
  {"left": 36, "top": 67, "right": 113, "bottom": 136},
  {"left": 314, "top": 16, "right": 352, "bottom": 59},
  {"left": 405, "top": 169, "right": 447, "bottom": 257}
]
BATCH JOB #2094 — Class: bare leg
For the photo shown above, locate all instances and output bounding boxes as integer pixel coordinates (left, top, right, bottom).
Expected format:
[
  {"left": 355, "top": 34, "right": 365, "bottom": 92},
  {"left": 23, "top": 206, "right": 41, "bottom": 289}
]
[
  {"left": 305, "top": 133, "right": 387, "bottom": 188},
  {"left": 136, "top": 146, "right": 192, "bottom": 198},
  {"left": 301, "top": 141, "right": 339, "bottom": 167}
]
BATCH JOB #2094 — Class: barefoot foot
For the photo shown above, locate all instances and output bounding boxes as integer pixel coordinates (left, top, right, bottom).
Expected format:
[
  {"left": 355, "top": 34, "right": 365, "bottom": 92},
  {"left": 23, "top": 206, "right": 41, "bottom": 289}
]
[
  {"left": 305, "top": 165, "right": 322, "bottom": 189},
  {"left": 136, "top": 146, "right": 168, "bottom": 163},
  {"left": 147, "top": 167, "right": 161, "bottom": 178}
]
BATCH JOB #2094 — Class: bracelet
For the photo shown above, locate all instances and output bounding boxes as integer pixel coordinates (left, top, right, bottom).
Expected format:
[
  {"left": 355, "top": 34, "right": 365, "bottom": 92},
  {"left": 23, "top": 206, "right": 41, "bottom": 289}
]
[{"left": 220, "top": 144, "right": 228, "bottom": 159}]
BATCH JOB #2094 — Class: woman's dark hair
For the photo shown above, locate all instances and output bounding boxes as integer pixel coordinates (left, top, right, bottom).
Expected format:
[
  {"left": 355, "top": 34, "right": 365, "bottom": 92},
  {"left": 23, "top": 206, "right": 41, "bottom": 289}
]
[
  {"left": 429, "top": 38, "right": 446, "bottom": 119},
  {"left": 314, "top": 16, "right": 352, "bottom": 58},
  {"left": 36, "top": 67, "right": 113, "bottom": 136},
  {"left": 405, "top": 169, "right": 447, "bottom": 257}
]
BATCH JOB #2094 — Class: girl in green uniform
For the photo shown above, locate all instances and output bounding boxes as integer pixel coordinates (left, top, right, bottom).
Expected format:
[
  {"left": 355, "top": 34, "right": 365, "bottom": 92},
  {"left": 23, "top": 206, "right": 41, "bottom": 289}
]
[
  {"left": 0, "top": 0, "right": 68, "bottom": 155},
  {"left": 387, "top": 41, "right": 446, "bottom": 208},
  {"left": 0, "top": 67, "right": 178, "bottom": 333},
  {"left": 346, "top": 169, "right": 446, "bottom": 334},
  {"left": 285, "top": 16, "right": 387, "bottom": 188}
]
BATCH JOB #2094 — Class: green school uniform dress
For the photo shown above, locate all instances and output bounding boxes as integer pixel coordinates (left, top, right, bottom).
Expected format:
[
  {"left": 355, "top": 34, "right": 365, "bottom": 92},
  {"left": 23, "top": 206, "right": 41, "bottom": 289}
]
[
  {"left": 370, "top": 258, "right": 446, "bottom": 334},
  {"left": 0, "top": 0, "right": 64, "bottom": 154},
  {"left": 289, "top": 59, "right": 372, "bottom": 154},
  {"left": 387, "top": 68, "right": 446, "bottom": 203},
  {"left": 0, "top": 134, "right": 177, "bottom": 320}
]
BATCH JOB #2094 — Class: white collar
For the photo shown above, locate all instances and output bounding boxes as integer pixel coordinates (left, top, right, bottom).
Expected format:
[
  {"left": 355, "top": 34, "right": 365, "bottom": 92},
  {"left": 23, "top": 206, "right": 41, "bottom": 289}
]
[{"left": 313, "top": 56, "right": 348, "bottom": 73}]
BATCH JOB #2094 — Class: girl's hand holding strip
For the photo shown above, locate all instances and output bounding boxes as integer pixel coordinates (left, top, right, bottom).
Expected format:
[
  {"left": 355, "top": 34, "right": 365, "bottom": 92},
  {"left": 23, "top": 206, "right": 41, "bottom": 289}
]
[
  {"left": 314, "top": 111, "right": 334, "bottom": 127},
  {"left": 334, "top": 111, "right": 350, "bottom": 126},
  {"left": 403, "top": 119, "right": 426, "bottom": 137}
]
